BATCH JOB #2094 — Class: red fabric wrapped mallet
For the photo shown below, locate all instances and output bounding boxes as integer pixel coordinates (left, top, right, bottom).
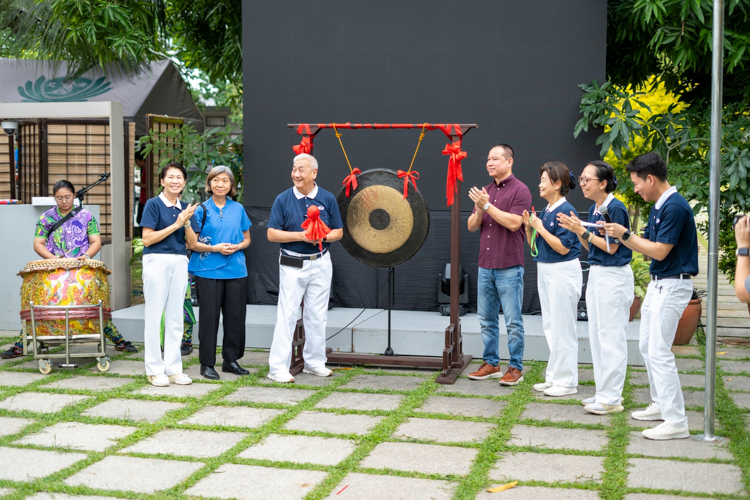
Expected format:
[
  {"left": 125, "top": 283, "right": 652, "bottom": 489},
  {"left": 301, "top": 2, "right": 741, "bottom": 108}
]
[{"left": 301, "top": 205, "right": 331, "bottom": 251}]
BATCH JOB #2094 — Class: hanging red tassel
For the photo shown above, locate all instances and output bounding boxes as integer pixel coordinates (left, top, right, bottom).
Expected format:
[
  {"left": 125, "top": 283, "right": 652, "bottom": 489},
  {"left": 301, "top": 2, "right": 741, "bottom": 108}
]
[
  {"left": 397, "top": 170, "right": 420, "bottom": 199},
  {"left": 342, "top": 168, "right": 361, "bottom": 197},
  {"left": 301, "top": 205, "right": 331, "bottom": 251},
  {"left": 442, "top": 141, "right": 466, "bottom": 206}
]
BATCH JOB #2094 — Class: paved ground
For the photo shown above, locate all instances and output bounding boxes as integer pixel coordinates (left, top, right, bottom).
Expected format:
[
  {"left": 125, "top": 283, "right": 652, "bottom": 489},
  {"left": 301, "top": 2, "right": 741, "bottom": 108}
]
[{"left": 1, "top": 336, "right": 749, "bottom": 500}]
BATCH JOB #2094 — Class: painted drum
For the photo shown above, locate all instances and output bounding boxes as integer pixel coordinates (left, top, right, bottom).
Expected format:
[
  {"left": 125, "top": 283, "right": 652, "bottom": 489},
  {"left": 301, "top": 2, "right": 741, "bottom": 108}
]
[{"left": 18, "top": 259, "right": 112, "bottom": 336}]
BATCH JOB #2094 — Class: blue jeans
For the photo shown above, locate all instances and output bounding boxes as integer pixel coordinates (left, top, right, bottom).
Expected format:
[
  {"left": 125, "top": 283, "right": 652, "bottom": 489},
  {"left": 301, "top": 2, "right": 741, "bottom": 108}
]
[{"left": 477, "top": 266, "right": 525, "bottom": 370}]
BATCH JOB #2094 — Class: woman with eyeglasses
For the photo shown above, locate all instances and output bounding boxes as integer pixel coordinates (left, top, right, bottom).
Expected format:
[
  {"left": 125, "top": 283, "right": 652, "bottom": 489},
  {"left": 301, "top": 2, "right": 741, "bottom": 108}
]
[
  {"left": 522, "top": 162, "right": 582, "bottom": 397},
  {"left": 558, "top": 161, "right": 633, "bottom": 415},
  {"left": 1, "top": 179, "right": 138, "bottom": 359}
]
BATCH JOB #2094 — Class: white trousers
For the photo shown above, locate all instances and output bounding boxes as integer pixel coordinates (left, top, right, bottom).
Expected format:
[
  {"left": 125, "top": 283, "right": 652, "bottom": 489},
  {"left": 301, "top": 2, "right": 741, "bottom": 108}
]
[
  {"left": 142, "top": 253, "right": 188, "bottom": 376},
  {"left": 268, "top": 252, "right": 332, "bottom": 376},
  {"left": 640, "top": 278, "right": 692, "bottom": 426},
  {"left": 587, "top": 264, "right": 634, "bottom": 405},
  {"left": 537, "top": 260, "right": 582, "bottom": 388}
]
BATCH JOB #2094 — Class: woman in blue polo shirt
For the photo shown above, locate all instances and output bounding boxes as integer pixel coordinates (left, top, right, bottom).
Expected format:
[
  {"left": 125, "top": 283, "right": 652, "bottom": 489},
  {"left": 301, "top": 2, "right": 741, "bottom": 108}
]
[
  {"left": 558, "top": 161, "right": 633, "bottom": 415},
  {"left": 140, "top": 162, "right": 197, "bottom": 387},
  {"left": 186, "top": 166, "right": 251, "bottom": 380},
  {"left": 523, "top": 162, "right": 582, "bottom": 397}
]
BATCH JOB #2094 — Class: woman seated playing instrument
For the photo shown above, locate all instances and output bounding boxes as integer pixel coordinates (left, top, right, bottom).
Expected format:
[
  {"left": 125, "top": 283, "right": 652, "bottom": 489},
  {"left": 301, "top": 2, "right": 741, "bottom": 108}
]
[{"left": 1, "top": 180, "right": 138, "bottom": 359}]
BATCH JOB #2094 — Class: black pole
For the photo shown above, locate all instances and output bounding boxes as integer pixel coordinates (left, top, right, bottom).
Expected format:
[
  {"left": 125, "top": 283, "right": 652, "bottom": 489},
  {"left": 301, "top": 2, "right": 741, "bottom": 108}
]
[{"left": 384, "top": 266, "right": 395, "bottom": 356}]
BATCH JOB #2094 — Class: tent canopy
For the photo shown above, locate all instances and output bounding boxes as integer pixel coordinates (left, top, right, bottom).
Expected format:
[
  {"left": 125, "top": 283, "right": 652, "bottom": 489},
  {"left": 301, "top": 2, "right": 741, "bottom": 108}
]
[{"left": 0, "top": 58, "right": 203, "bottom": 136}]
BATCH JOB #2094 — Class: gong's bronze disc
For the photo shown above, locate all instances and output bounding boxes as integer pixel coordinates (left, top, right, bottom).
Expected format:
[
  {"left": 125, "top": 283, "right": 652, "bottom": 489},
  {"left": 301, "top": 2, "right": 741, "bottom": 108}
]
[{"left": 337, "top": 168, "right": 430, "bottom": 268}]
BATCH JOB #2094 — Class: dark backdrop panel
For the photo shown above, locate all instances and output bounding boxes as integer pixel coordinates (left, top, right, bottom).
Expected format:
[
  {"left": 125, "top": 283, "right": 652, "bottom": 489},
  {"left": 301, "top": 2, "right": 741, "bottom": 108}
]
[{"left": 242, "top": 0, "right": 606, "bottom": 309}]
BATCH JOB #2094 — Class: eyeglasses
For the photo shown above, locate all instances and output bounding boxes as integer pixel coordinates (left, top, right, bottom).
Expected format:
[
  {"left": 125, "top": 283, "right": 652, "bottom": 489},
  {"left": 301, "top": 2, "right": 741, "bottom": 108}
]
[
  {"left": 578, "top": 176, "right": 601, "bottom": 186},
  {"left": 55, "top": 195, "right": 74, "bottom": 202}
]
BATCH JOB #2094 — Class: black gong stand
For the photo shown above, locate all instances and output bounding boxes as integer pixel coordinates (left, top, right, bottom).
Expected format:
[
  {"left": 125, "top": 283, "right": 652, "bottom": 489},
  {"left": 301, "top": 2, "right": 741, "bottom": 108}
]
[{"left": 384, "top": 267, "right": 395, "bottom": 356}]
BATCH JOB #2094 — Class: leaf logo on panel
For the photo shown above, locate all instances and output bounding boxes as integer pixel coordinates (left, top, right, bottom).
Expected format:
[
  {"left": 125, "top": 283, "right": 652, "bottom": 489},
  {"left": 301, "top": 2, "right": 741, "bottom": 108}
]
[{"left": 18, "top": 76, "right": 112, "bottom": 102}]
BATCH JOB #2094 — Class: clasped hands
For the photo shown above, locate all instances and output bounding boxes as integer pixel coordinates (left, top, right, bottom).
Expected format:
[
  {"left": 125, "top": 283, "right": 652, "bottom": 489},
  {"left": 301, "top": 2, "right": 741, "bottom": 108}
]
[
  {"left": 522, "top": 210, "right": 543, "bottom": 231},
  {"left": 468, "top": 186, "right": 489, "bottom": 209}
]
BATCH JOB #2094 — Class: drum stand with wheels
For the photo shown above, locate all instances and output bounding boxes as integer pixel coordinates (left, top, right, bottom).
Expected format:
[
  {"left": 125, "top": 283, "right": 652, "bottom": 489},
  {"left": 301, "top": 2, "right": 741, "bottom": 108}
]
[{"left": 27, "top": 301, "right": 111, "bottom": 374}]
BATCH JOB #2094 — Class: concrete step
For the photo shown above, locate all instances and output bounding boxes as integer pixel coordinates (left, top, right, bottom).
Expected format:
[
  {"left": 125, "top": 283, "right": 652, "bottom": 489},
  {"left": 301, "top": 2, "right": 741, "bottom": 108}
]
[{"left": 701, "top": 302, "right": 749, "bottom": 312}]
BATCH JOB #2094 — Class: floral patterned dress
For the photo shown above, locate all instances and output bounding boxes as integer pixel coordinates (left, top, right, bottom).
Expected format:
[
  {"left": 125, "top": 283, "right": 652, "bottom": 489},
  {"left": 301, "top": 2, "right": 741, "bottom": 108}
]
[{"left": 35, "top": 207, "right": 100, "bottom": 258}]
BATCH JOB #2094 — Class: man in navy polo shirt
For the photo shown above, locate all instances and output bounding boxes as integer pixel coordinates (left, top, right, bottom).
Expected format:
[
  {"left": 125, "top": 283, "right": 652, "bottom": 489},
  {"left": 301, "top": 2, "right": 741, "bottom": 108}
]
[
  {"left": 467, "top": 144, "right": 532, "bottom": 386},
  {"left": 266, "top": 153, "right": 344, "bottom": 383},
  {"left": 604, "top": 151, "right": 698, "bottom": 440}
]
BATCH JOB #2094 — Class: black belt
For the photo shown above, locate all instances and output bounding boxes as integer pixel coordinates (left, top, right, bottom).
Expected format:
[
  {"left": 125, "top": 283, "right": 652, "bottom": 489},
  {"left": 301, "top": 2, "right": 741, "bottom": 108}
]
[
  {"left": 650, "top": 273, "right": 692, "bottom": 281},
  {"left": 281, "top": 248, "right": 328, "bottom": 261}
]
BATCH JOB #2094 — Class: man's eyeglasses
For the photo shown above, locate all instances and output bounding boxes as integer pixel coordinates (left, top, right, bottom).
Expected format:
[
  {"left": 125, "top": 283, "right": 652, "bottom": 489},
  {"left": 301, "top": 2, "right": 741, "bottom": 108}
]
[{"left": 578, "top": 176, "right": 601, "bottom": 186}]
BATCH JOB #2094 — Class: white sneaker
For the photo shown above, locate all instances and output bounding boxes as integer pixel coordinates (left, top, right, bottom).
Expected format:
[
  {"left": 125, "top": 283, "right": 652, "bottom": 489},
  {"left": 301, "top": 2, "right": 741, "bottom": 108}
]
[
  {"left": 543, "top": 385, "right": 578, "bottom": 397},
  {"left": 585, "top": 402, "right": 624, "bottom": 415},
  {"left": 267, "top": 372, "right": 295, "bottom": 383},
  {"left": 581, "top": 396, "right": 596, "bottom": 406},
  {"left": 167, "top": 373, "right": 192, "bottom": 385},
  {"left": 533, "top": 381, "right": 553, "bottom": 392},
  {"left": 642, "top": 422, "right": 690, "bottom": 440},
  {"left": 147, "top": 373, "right": 169, "bottom": 387},
  {"left": 631, "top": 403, "right": 663, "bottom": 421},
  {"left": 303, "top": 365, "right": 333, "bottom": 377}
]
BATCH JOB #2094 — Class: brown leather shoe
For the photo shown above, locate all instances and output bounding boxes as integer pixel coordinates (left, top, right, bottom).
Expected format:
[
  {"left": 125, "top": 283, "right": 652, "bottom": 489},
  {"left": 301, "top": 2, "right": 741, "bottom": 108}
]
[
  {"left": 498, "top": 366, "right": 524, "bottom": 386},
  {"left": 468, "top": 362, "right": 503, "bottom": 380}
]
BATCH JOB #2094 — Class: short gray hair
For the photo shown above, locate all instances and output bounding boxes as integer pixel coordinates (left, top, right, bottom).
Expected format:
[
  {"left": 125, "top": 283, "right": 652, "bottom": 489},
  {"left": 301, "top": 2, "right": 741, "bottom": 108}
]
[
  {"left": 205, "top": 165, "right": 237, "bottom": 196},
  {"left": 293, "top": 153, "right": 318, "bottom": 170}
]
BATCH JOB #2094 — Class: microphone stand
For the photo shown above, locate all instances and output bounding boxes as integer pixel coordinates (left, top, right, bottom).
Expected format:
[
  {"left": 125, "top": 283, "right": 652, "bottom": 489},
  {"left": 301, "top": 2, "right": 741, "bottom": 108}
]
[{"left": 75, "top": 172, "right": 111, "bottom": 206}]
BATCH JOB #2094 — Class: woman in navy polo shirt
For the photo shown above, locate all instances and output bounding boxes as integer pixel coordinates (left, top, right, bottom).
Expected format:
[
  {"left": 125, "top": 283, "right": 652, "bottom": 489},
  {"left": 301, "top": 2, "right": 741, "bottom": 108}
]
[
  {"left": 523, "top": 162, "right": 582, "bottom": 397},
  {"left": 140, "top": 162, "right": 197, "bottom": 387},
  {"left": 558, "top": 161, "right": 633, "bottom": 415},
  {"left": 186, "top": 166, "right": 251, "bottom": 380}
]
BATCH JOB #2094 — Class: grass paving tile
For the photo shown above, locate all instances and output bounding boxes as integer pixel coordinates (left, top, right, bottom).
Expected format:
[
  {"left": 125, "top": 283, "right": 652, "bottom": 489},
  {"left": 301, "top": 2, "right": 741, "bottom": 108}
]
[
  {"left": 324, "top": 472, "right": 456, "bottom": 499},
  {"left": 392, "top": 417, "right": 496, "bottom": 444},
  {"left": 509, "top": 424, "right": 609, "bottom": 452},
  {"left": 626, "top": 431, "right": 733, "bottom": 459},
  {"left": 238, "top": 433, "right": 356, "bottom": 465},
  {"left": 623, "top": 495, "right": 710, "bottom": 500},
  {"left": 81, "top": 398, "right": 186, "bottom": 423},
  {"left": 14, "top": 421, "right": 137, "bottom": 452},
  {"left": 534, "top": 384, "right": 596, "bottom": 402},
  {"left": 476, "top": 485, "right": 602, "bottom": 499},
  {"left": 88, "top": 359, "right": 144, "bottom": 377},
  {"left": 0, "top": 392, "right": 88, "bottom": 414},
  {"left": 0, "top": 415, "right": 34, "bottom": 436},
  {"left": 24, "top": 494, "right": 123, "bottom": 500},
  {"left": 415, "top": 395, "right": 505, "bottom": 417},
  {"left": 490, "top": 451, "right": 604, "bottom": 483},
  {"left": 284, "top": 410, "right": 383, "bottom": 435},
  {"left": 359, "top": 441, "right": 478, "bottom": 476},
  {"left": 120, "top": 428, "right": 246, "bottom": 458},
  {"left": 41, "top": 376, "right": 134, "bottom": 392},
  {"left": 724, "top": 375, "right": 750, "bottom": 392},
  {"left": 627, "top": 457, "right": 745, "bottom": 495},
  {"left": 731, "top": 391, "right": 750, "bottom": 410},
  {"left": 434, "top": 377, "right": 517, "bottom": 397},
  {"left": 184, "top": 463, "right": 328, "bottom": 500},
  {"left": 521, "top": 402, "right": 611, "bottom": 426},
  {"left": 134, "top": 382, "right": 221, "bottom": 398},
  {"left": 315, "top": 391, "right": 403, "bottom": 411},
  {"left": 0, "top": 446, "right": 87, "bottom": 481},
  {"left": 721, "top": 360, "right": 750, "bottom": 374},
  {"left": 340, "top": 374, "right": 425, "bottom": 392},
  {"left": 0, "top": 371, "right": 46, "bottom": 387},
  {"left": 223, "top": 386, "right": 316, "bottom": 405},
  {"left": 181, "top": 405, "right": 285, "bottom": 428},
  {"left": 64, "top": 455, "right": 204, "bottom": 493}
]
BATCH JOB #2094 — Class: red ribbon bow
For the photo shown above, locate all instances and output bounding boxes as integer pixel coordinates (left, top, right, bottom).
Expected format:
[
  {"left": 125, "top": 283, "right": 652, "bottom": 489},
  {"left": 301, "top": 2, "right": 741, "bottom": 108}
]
[
  {"left": 397, "top": 170, "right": 420, "bottom": 199},
  {"left": 342, "top": 168, "right": 362, "bottom": 198},
  {"left": 442, "top": 141, "right": 467, "bottom": 206},
  {"left": 293, "top": 136, "right": 313, "bottom": 155},
  {"left": 301, "top": 205, "right": 331, "bottom": 251}
]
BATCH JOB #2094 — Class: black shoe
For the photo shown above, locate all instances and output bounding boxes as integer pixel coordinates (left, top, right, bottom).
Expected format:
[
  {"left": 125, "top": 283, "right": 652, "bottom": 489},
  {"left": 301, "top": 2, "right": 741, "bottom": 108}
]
[
  {"left": 180, "top": 344, "right": 193, "bottom": 356},
  {"left": 200, "top": 364, "right": 220, "bottom": 380},
  {"left": 115, "top": 340, "right": 138, "bottom": 353},
  {"left": 222, "top": 360, "right": 250, "bottom": 376},
  {"left": 1, "top": 346, "right": 23, "bottom": 359}
]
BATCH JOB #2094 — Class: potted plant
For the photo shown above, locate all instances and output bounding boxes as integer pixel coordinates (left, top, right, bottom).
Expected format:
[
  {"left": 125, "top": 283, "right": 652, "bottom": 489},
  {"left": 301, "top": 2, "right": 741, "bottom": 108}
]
[
  {"left": 674, "top": 289, "right": 704, "bottom": 345},
  {"left": 630, "top": 253, "right": 650, "bottom": 321},
  {"left": 130, "top": 237, "right": 144, "bottom": 306}
]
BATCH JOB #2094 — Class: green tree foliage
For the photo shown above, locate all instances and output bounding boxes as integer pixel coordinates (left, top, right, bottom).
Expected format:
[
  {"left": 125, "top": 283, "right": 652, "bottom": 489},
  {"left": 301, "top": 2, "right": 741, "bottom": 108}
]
[{"left": 578, "top": 0, "right": 750, "bottom": 280}]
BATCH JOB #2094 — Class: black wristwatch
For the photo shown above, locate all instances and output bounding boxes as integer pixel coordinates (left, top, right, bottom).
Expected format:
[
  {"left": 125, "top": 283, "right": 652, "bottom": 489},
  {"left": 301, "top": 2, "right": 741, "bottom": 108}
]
[
  {"left": 622, "top": 230, "right": 633, "bottom": 242},
  {"left": 581, "top": 230, "right": 591, "bottom": 240},
  {"left": 737, "top": 247, "right": 749, "bottom": 257}
]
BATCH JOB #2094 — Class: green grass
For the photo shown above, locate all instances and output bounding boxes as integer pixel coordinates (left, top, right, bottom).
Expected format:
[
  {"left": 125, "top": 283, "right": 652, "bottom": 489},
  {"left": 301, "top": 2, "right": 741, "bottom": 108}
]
[{"left": 1, "top": 346, "right": 749, "bottom": 499}]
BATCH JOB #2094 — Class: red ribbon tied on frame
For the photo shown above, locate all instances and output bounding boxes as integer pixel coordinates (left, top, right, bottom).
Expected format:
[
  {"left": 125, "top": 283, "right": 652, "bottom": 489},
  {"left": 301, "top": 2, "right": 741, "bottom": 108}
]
[
  {"left": 293, "top": 136, "right": 312, "bottom": 155},
  {"left": 301, "top": 205, "right": 331, "bottom": 251},
  {"left": 397, "top": 170, "right": 420, "bottom": 199},
  {"left": 442, "top": 141, "right": 466, "bottom": 206},
  {"left": 342, "top": 168, "right": 361, "bottom": 198}
]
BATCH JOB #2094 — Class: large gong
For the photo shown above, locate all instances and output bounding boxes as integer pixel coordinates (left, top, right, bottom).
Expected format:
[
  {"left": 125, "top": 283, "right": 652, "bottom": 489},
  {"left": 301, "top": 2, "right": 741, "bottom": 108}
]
[{"left": 338, "top": 168, "right": 430, "bottom": 268}]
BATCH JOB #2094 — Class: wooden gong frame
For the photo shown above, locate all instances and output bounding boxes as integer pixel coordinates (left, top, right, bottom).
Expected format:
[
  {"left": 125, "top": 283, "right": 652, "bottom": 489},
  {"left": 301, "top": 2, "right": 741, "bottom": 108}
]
[{"left": 286, "top": 123, "right": 477, "bottom": 384}]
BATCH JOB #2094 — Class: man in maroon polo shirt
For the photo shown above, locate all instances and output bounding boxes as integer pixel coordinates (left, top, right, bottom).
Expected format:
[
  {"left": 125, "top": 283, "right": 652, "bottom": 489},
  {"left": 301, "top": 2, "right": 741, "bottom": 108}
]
[{"left": 467, "top": 144, "right": 532, "bottom": 386}]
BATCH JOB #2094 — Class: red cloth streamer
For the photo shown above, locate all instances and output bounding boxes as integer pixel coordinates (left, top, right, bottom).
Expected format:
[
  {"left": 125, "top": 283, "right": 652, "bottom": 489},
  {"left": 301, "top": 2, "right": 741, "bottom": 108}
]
[
  {"left": 397, "top": 170, "right": 420, "bottom": 199},
  {"left": 442, "top": 141, "right": 467, "bottom": 206},
  {"left": 342, "top": 168, "right": 361, "bottom": 198},
  {"left": 293, "top": 136, "right": 313, "bottom": 155},
  {"left": 301, "top": 205, "right": 331, "bottom": 251}
]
